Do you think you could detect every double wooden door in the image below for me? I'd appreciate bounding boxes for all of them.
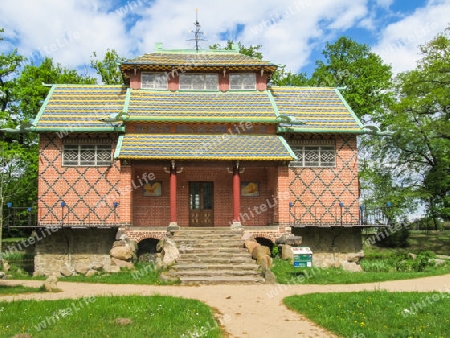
[189,182,213,227]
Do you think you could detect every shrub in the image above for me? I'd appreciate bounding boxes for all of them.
[376,223,410,248]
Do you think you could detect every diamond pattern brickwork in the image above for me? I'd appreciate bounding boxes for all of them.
[38,134,123,227]
[288,135,359,226]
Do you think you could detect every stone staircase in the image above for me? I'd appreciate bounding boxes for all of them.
[169,228,264,284]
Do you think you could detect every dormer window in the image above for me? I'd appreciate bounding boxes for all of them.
[180,74,218,90]
[141,72,167,89]
[230,73,256,90]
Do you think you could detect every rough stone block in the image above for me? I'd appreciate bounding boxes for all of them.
[74,262,90,275]
[44,276,58,291]
[281,244,293,260]
[252,245,270,260]
[244,240,260,255]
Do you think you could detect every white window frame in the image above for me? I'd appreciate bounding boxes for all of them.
[141,72,168,90]
[229,73,256,90]
[63,145,112,166]
[179,73,218,90]
[289,145,336,167]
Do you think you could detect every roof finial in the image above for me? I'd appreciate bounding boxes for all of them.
[188,8,205,52]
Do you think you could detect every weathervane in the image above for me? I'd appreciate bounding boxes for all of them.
[187,8,205,52]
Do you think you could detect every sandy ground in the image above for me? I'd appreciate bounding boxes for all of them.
[2,274,450,337]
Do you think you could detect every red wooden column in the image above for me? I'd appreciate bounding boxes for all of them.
[168,160,178,229]
[232,161,242,227]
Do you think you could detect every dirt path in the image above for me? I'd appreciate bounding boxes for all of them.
[2,274,450,337]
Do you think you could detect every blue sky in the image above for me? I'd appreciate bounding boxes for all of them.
[1,0,449,77]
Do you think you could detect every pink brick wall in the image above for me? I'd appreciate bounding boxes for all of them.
[288,135,360,225]
[38,134,127,226]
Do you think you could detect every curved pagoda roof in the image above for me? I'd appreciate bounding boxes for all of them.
[120,42,278,73]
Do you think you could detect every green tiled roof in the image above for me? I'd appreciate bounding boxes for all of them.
[34,85,127,131]
[270,87,363,133]
[34,84,363,134]
[117,134,295,161]
[121,48,277,72]
[127,90,277,122]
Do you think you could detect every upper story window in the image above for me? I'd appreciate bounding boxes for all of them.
[229,73,256,90]
[179,73,218,90]
[141,72,167,89]
[63,145,112,166]
[290,145,336,167]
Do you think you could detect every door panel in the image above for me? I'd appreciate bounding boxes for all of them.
[189,182,213,227]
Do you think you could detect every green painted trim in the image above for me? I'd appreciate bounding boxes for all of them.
[265,90,280,117]
[41,84,125,88]
[122,88,131,117]
[34,85,57,126]
[277,126,364,134]
[334,88,364,130]
[126,117,280,123]
[114,135,124,159]
[35,126,125,132]
[278,136,297,160]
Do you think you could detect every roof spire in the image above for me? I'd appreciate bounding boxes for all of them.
[188,8,205,52]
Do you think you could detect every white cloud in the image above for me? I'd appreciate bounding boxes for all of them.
[1,0,447,77]
[0,0,129,69]
[373,0,450,74]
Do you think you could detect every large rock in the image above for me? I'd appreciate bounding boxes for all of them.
[430,259,446,266]
[104,265,121,273]
[90,262,104,270]
[112,258,134,270]
[85,269,97,277]
[347,251,365,263]
[281,244,293,260]
[275,234,289,245]
[252,245,270,260]
[285,236,303,246]
[110,246,134,261]
[342,261,363,272]
[264,270,277,284]
[157,238,180,266]
[44,276,58,291]
[74,262,90,275]
[257,254,272,271]
[60,266,73,277]
[244,240,260,255]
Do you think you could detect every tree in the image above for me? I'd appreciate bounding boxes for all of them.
[210,40,263,59]
[269,65,309,86]
[16,57,96,120]
[90,49,126,85]
[310,37,392,120]
[381,28,450,224]
[1,53,97,247]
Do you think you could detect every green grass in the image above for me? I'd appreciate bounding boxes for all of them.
[58,263,179,285]
[0,284,46,295]
[362,231,450,255]
[271,258,450,284]
[0,295,222,338]
[284,291,450,337]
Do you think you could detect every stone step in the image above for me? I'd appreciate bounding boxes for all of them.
[167,229,262,284]
[175,241,244,248]
[176,256,254,264]
[174,263,259,271]
[179,275,265,285]
[174,270,260,277]
[173,234,243,240]
[180,247,249,254]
